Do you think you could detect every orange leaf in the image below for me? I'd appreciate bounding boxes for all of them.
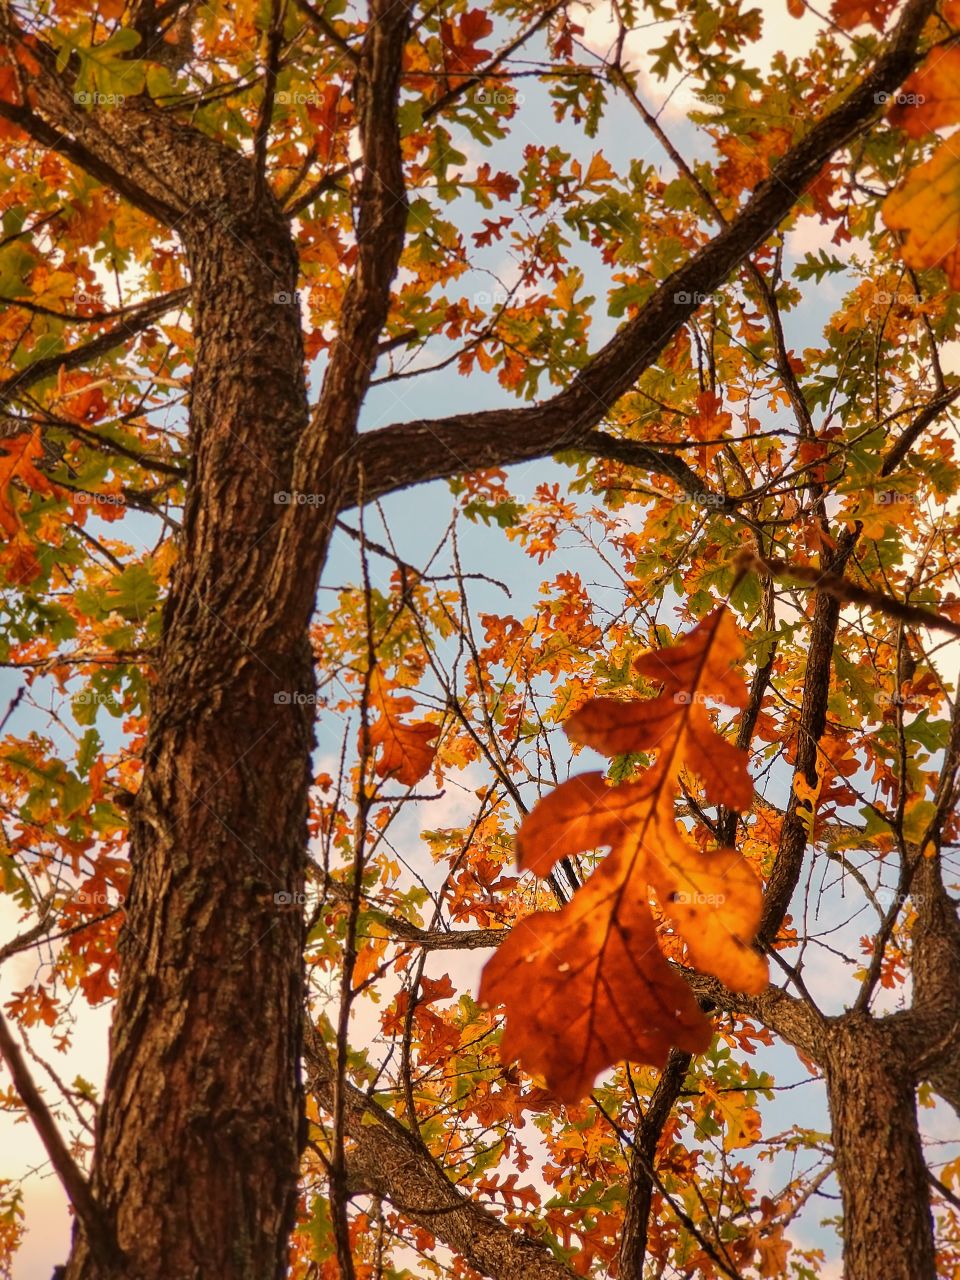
[366,668,439,787]
[0,431,60,538]
[479,854,713,1103]
[646,842,768,993]
[829,0,895,29]
[481,608,767,1101]
[440,8,492,78]
[687,390,733,442]
[516,772,652,877]
[888,46,960,137]
[883,143,960,289]
[0,64,18,105]
[0,529,42,585]
[567,609,753,811]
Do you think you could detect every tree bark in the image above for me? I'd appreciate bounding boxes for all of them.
[54,0,413,1271]
[64,172,318,1280]
[824,1016,936,1280]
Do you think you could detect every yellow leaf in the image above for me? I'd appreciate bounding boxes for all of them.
[884,143,960,289]
[584,152,615,187]
[704,1084,762,1151]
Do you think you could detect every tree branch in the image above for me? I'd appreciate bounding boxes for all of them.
[619,1049,692,1280]
[303,1024,579,1280]
[0,1009,123,1273]
[339,0,936,507]
[0,289,190,411]
[742,551,960,640]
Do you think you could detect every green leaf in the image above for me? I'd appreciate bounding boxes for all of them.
[76,728,102,775]
[793,247,847,283]
[102,564,159,620]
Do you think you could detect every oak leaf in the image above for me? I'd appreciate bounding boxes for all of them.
[439,9,492,80]
[883,143,960,288]
[888,46,960,137]
[830,0,896,28]
[480,609,768,1102]
[882,43,960,288]
[687,390,733,443]
[366,668,439,787]
[0,432,60,539]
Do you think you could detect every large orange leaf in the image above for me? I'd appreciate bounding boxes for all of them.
[564,609,753,812]
[480,608,768,1101]
[515,771,654,877]
[888,46,960,137]
[479,849,713,1103]
[883,143,960,289]
[365,668,439,787]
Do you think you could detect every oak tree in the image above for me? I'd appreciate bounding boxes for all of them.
[0,0,959,1278]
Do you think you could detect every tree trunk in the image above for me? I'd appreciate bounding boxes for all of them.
[65,183,321,1280]
[824,1015,935,1280]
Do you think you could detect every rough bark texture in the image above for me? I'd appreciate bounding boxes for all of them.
[64,150,318,1280]
[824,1017,937,1280]
[45,3,413,1274]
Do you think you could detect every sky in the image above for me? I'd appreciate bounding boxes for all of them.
[2,1,959,1276]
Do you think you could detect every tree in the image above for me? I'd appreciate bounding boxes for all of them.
[0,0,959,1277]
